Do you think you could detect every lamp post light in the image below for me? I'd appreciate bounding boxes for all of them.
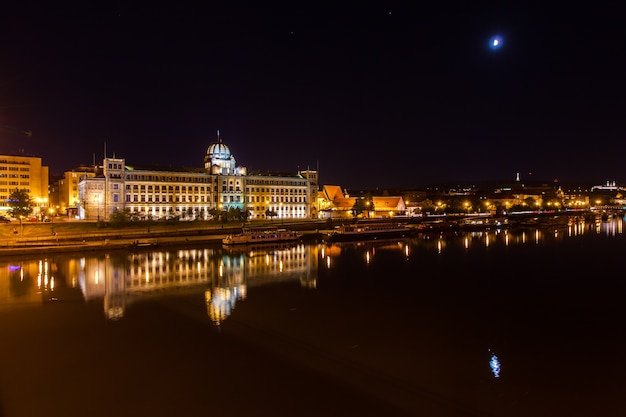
[279,202,284,225]
[36,198,43,221]
[96,194,101,222]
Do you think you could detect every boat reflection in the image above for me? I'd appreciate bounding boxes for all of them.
[318,216,626,265]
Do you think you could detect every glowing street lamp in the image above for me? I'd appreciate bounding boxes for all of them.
[95,194,101,222]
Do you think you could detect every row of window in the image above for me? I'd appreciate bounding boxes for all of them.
[0,159,31,165]
[126,184,213,193]
[246,187,306,194]
[249,205,308,212]
[126,195,213,203]
[247,196,307,203]
[0,166,30,171]
[246,178,307,186]
[126,206,210,213]
[125,175,214,183]
[0,174,30,179]
[0,191,32,200]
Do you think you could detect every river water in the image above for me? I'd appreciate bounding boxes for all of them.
[0,217,624,416]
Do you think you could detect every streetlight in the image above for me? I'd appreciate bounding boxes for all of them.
[36,197,44,221]
[279,202,283,225]
[95,194,101,222]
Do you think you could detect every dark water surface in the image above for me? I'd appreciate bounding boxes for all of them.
[1,218,625,416]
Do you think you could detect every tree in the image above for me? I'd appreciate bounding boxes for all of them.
[420,198,436,215]
[352,194,375,218]
[8,189,33,222]
[351,198,366,218]
[266,209,277,220]
[208,208,219,221]
[109,208,131,224]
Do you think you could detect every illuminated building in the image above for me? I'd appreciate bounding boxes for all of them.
[0,153,49,218]
[77,132,318,220]
[244,171,316,220]
[54,165,97,216]
[316,185,407,218]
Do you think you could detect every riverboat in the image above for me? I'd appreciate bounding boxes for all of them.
[326,223,413,242]
[222,228,302,245]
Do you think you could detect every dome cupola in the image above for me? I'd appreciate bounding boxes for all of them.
[206,130,231,159]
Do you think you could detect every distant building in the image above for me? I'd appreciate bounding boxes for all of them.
[0,153,49,218]
[316,185,406,218]
[78,132,317,221]
[53,166,98,216]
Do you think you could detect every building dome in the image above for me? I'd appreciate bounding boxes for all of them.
[206,141,231,159]
[204,130,239,173]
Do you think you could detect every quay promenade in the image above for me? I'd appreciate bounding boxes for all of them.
[0,210,595,256]
[0,219,330,256]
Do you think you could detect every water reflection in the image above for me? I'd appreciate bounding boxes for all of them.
[1,215,625,323]
[0,243,319,324]
[316,215,626,263]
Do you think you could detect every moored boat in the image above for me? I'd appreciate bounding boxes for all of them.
[326,222,413,242]
[222,228,302,245]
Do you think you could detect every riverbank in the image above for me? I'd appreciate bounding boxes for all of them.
[0,211,593,256]
[0,219,330,256]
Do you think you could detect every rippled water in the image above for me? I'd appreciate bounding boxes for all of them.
[0,217,624,416]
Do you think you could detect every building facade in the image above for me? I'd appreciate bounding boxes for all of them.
[0,154,49,219]
[54,166,98,216]
[78,134,317,221]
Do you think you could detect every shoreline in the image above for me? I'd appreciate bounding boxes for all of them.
[0,211,594,256]
[0,221,330,257]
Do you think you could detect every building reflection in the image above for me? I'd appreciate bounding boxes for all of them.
[0,243,319,324]
[207,243,318,324]
[1,215,625,321]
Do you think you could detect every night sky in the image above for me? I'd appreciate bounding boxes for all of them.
[1,2,625,189]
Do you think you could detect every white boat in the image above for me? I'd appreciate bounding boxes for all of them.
[326,223,413,242]
[222,228,302,245]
